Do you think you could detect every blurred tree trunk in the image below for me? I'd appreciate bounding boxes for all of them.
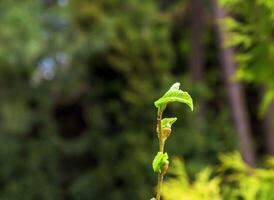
[212,0,256,165]
[264,101,274,155]
[189,0,204,82]
[189,0,206,123]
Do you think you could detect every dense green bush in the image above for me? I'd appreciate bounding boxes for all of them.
[163,152,274,200]
[220,0,274,112]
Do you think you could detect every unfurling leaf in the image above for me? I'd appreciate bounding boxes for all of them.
[152,152,169,173]
[161,117,177,129]
[154,82,193,111]
[157,118,177,134]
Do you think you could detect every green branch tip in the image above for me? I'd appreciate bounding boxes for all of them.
[152,82,194,199]
[154,82,193,112]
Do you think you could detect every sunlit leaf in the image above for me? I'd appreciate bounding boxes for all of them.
[154,82,193,111]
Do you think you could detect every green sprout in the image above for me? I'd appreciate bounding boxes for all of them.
[151,82,193,200]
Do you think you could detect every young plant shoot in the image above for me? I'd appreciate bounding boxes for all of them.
[151,82,193,200]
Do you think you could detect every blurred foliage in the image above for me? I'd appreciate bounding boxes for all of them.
[0,0,238,200]
[163,152,274,200]
[162,158,222,200]
[220,0,274,113]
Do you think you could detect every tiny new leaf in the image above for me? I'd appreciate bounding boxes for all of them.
[152,152,169,173]
[161,117,177,129]
[154,82,193,111]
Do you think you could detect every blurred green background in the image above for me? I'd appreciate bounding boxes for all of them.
[0,0,274,199]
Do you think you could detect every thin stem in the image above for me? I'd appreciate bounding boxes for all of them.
[156,174,164,200]
[157,110,164,152]
[155,109,164,200]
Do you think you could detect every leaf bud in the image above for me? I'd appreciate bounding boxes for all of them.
[161,127,171,140]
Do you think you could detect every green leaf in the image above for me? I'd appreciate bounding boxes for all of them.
[154,82,193,111]
[161,117,177,128]
[152,152,169,173]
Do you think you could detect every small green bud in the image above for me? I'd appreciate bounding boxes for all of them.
[152,152,169,173]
